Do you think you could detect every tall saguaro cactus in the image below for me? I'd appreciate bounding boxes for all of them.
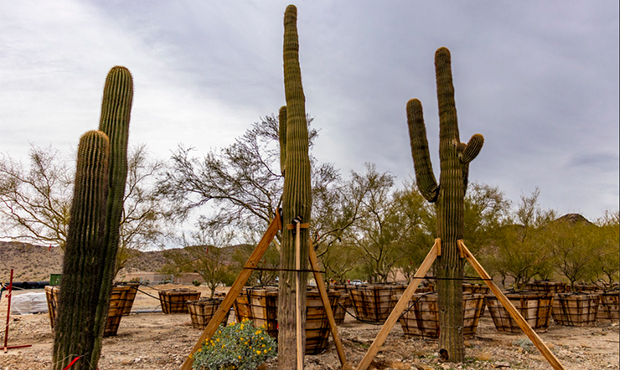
[91,66,133,362]
[406,47,484,362]
[278,4,312,369]
[52,131,110,370]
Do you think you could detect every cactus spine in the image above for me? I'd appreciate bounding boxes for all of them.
[406,47,484,362]
[91,66,133,362]
[52,131,110,370]
[278,5,312,369]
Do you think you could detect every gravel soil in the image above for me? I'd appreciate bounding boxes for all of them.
[1,285,618,370]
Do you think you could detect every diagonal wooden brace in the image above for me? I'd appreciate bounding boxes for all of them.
[458,241,566,370]
[180,211,282,370]
[308,241,349,367]
[356,241,439,370]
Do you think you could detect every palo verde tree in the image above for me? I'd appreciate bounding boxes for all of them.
[277,4,312,368]
[0,144,166,276]
[406,47,484,362]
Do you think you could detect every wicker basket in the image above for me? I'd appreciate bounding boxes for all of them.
[187,297,231,329]
[233,287,340,355]
[485,292,554,333]
[332,293,351,325]
[552,293,600,326]
[159,289,201,314]
[329,285,351,324]
[598,290,619,323]
[397,293,485,339]
[463,283,490,294]
[114,282,139,316]
[45,285,132,337]
[525,281,567,294]
[348,284,406,323]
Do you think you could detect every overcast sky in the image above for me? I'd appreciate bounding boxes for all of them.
[1,1,618,222]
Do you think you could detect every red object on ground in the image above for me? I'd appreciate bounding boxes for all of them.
[3,269,32,353]
[62,356,83,370]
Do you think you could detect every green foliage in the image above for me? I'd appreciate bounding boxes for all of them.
[192,279,202,287]
[596,211,620,285]
[484,189,556,289]
[192,320,276,370]
[549,215,601,291]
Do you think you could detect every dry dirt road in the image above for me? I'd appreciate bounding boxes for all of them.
[1,284,618,370]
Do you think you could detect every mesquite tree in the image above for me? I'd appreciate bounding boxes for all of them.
[52,131,109,370]
[406,47,484,362]
[277,5,312,369]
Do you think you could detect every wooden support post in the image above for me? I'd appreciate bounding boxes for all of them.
[356,242,439,370]
[180,212,282,370]
[308,241,349,367]
[457,240,566,370]
[295,219,303,370]
[3,269,13,353]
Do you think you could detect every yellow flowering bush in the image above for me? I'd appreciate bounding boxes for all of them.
[192,319,277,370]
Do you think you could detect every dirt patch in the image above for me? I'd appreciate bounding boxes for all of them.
[1,285,618,370]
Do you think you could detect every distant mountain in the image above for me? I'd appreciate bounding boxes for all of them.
[0,241,246,283]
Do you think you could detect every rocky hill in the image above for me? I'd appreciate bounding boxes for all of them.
[0,241,243,284]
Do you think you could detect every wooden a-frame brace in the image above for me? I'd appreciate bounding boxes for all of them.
[356,239,566,370]
[180,211,349,370]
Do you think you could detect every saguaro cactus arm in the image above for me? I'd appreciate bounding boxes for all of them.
[279,105,288,176]
[406,98,439,202]
[52,130,109,370]
[461,134,484,164]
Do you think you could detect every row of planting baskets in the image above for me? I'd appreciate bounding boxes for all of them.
[45,282,140,337]
[172,286,341,355]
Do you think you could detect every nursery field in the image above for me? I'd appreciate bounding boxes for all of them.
[1,284,618,370]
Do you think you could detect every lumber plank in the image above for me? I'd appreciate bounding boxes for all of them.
[458,240,566,370]
[308,241,349,367]
[356,242,438,370]
[180,212,282,370]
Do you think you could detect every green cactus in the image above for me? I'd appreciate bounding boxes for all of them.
[278,105,288,176]
[406,47,484,362]
[52,130,110,370]
[91,66,133,362]
[277,4,312,368]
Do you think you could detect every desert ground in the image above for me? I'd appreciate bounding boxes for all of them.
[1,284,618,370]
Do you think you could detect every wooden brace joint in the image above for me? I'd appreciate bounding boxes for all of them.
[457,240,466,258]
[286,223,310,230]
[434,238,442,256]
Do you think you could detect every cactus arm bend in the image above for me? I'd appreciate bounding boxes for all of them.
[461,133,484,164]
[406,98,439,202]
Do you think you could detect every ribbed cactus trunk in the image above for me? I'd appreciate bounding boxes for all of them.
[91,66,133,363]
[52,131,110,370]
[277,5,312,369]
[406,47,484,362]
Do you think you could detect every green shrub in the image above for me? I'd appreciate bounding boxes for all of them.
[192,319,276,370]
[192,279,202,287]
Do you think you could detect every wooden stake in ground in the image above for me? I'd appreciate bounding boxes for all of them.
[308,241,348,367]
[295,218,303,370]
[180,212,282,370]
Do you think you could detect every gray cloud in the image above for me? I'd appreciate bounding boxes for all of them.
[0,0,617,221]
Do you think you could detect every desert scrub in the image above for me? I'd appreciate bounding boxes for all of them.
[192,319,277,370]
